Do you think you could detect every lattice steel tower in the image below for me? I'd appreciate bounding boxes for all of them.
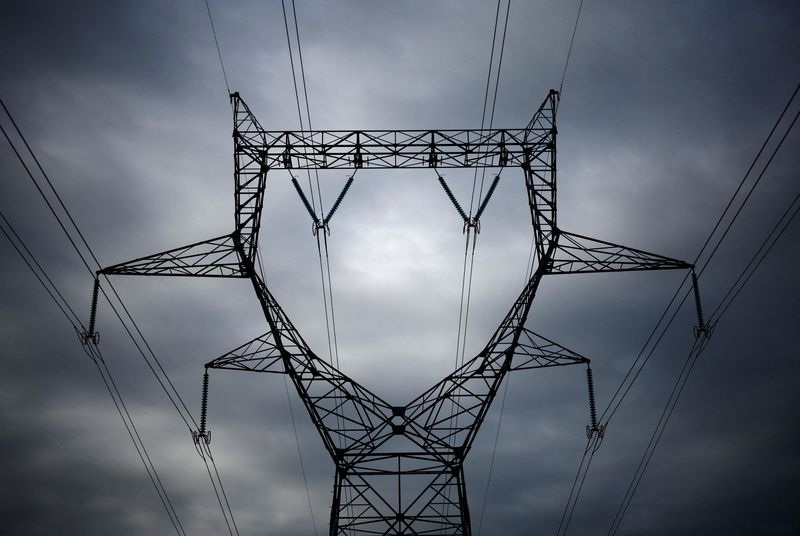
[99,90,692,534]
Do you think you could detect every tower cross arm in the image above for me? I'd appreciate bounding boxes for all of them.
[205,331,286,373]
[510,328,590,370]
[546,229,692,274]
[99,233,247,278]
[233,125,552,170]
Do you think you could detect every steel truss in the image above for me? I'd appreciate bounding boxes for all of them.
[100,89,690,534]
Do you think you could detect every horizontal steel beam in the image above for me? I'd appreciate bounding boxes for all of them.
[235,127,552,170]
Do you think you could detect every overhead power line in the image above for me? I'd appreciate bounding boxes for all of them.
[608,186,800,535]
[470,2,512,532]
[709,189,800,322]
[1,95,243,534]
[600,83,800,428]
[556,78,800,534]
[0,207,186,536]
[559,0,584,95]
[0,210,83,329]
[0,97,198,431]
[279,2,323,533]
[203,0,231,96]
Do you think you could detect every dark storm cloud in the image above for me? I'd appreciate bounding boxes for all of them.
[2,2,201,95]
[2,1,799,535]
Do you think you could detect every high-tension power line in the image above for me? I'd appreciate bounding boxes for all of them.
[600,80,799,429]
[556,78,800,535]
[204,0,230,97]
[607,91,800,536]
[608,189,800,535]
[559,0,584,96]
[1,93,242,534]
[279,1,330,532]
[0,98,198,431]
[0,207,186,536]
[8,3,776,534]
[470,1,512,533]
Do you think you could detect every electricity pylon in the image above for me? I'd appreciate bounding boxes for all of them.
[99,90,691,534]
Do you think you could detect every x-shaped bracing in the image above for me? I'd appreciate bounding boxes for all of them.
[100,90,691,535]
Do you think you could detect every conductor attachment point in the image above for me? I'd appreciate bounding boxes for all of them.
[80,276,101,346]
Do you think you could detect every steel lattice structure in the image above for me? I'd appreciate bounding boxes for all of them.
[99,89,691,535]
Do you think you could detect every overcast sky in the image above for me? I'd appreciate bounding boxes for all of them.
[1,1,799,535]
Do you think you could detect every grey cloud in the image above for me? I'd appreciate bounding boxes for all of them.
[2,1,799,535]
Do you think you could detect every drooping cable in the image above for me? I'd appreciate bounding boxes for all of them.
[280,0,341,371]
[192,372,239,536]
[274,63,328,536]
[280,0,309,138]
[436,3,512,528]
[458,0,511,380]
[557,275,694,533]
[90,343,188,536]
[606,338,704,536]
[1,97,248,530]
[200,5,296,528]
[321,230,343,370]
[468,3,512,528]
[459,0,510,371]
[710,190,800,323]
[284,374,319,536]
[467,0,503,216]
[194,440,236,536]
[287,0,344,373]
[203,0,231,97]
[596,81,799,426]
[591,80,799,437]
[556,437,600,536]
[0,98,199,431]
[608,188,800,533]
[195,439,239,536]
[691,80,799,272]
[280,4,351,530]
[89,344,187,536]
[314,231,338,367]
[694,107,800,278]
[0,123,93,274]
[290,0,325,220]
[472,0,510,213]
[556,79,799,533]
[0,210,186,535]
[280,0,317,217]
[707,198,800,315]
[255,222,318,535]
[609,189,800,534]
[436,0,508,517]
[458,231,479,371]
[475,377,510,534]
[559,0,584,95]
[0,210,83,328]
[563,128,799,536]
[206,447,239,536]
[601,86,799,427]
[104,282,200,428]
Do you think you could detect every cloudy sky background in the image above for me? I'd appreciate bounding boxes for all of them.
[1,1,799,534]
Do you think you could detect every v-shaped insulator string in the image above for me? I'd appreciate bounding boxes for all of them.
[437,171,502,233]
